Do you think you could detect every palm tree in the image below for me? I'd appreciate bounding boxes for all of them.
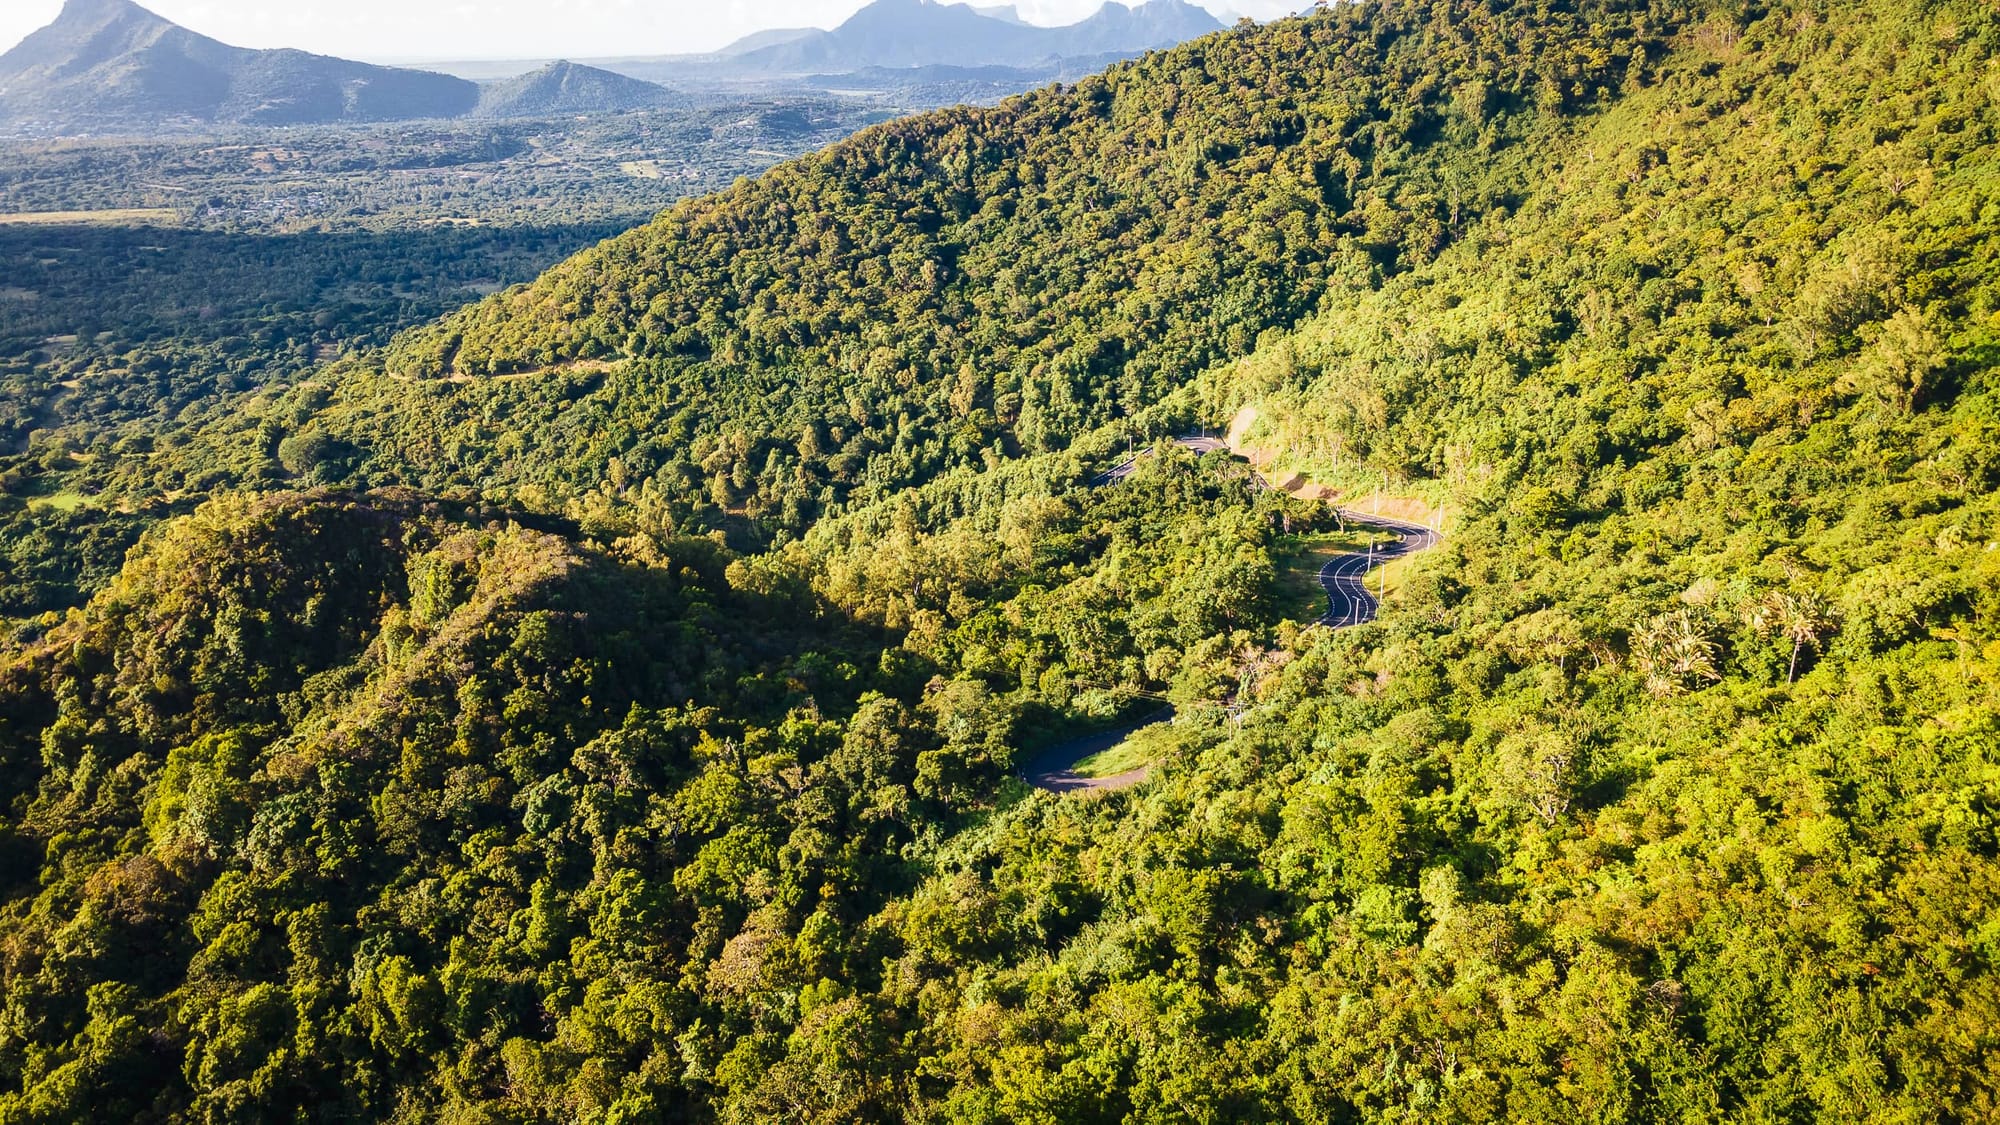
[1771,591,1831,684]
[1634,609,1721,697]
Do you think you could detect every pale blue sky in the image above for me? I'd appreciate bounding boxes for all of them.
[1,0,1285,63]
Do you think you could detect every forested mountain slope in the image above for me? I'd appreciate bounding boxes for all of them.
[242,0,1688,540]
[4,0,2000,1121]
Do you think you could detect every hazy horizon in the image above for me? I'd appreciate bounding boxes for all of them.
[0,0,1283,66]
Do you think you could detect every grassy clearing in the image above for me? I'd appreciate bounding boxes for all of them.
[27,491,87,512]
[0,209,179,226]
[1368,552,1424,603]
[1273,531,1356,620]
[1273,528,1394,621]
[1070,723,1176,778]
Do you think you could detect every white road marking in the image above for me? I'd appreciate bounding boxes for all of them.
[1317,513,1438,628]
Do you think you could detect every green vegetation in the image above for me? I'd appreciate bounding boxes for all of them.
[1364,548,1416,603]
[1069,722,1174,778]
[41,0,1678,572]
[21,489,82,511]
[1273,531,1353,620]
[1273,527,1402,621]
[1,0,1999,1119]
[0,447,1309,1122]
[0,219,643,617]
[0,98,914,618]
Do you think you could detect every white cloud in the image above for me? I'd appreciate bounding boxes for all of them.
[0,0,1302,62]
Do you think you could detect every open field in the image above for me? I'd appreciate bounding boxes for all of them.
[1369,550,1422,603]
[25,491,87,512]
[0,209,179,226]
[1273,529,1392,621]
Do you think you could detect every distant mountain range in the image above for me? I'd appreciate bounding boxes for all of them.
[707,0,1224,75]
[0,0,478,129]
[0,0,1228,133]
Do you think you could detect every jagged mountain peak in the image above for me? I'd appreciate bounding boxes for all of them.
[52,0,158,22]
[0,0,477,128]
[718,0,1222,74]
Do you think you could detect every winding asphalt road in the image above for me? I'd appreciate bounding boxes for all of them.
[1026,445,1441,794]
[1317,514,1440,627]
[1093,435,1229,484]
[1020,711,1171,794]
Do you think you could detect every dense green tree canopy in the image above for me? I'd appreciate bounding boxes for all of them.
[2,0,2000,1119]
[187,0,1694,539]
